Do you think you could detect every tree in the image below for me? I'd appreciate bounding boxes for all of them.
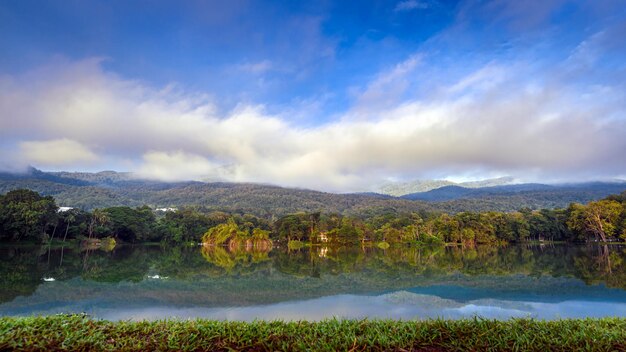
[88,209,110,239]
[251,228,270,240]
[0,189,57,241]
[202,218,248,245]
[275,214,310,242]
[505,212,530,242]
[432,214,461,243]
[161,207,215,242]
[62,211,76,242]
[104,206,159,242]
[334,217,361,244]
[567,200,622,242]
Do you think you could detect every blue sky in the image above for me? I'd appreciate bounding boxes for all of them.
[1,0,625,191]
[1,0,457,117]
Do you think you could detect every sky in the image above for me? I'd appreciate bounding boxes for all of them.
[0,0,625,191]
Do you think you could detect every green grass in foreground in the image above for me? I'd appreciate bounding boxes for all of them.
[1,315,625,351]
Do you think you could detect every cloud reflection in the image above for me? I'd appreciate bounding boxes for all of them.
[91,291,626,321]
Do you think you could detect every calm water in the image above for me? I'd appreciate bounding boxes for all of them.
[1,243,626,321]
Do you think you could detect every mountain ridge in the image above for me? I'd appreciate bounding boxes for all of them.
[378,176,517,196]
[401,182,626,202]
[0,168,624,215]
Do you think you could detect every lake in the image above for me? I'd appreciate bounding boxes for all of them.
[1,243,626,321]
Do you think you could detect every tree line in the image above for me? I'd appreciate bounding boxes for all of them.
[1,189,625,245]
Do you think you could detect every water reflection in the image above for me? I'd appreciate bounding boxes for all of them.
[201,244,271,271]
[1,243,626,320]
[94,293,626,322]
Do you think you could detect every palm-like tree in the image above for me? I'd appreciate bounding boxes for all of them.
[88,209,109,239]
[59,211,76,267]
[62,212,76,243]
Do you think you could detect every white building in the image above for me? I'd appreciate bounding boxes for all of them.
[156,207,177,212]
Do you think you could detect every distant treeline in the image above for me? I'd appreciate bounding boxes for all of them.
[0,189,625,245]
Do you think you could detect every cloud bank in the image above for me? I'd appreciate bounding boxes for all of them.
[19,139,99,167]
[0,52,624,192]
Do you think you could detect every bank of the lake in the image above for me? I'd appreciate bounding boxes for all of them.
[2,315,625,351]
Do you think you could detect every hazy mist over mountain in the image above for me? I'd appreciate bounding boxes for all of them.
[378,177,517,196]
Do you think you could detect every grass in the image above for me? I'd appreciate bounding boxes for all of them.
[1,315,626,351]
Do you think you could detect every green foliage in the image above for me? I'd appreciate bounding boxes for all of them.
[202,218,248,245]
[567,200,623,241]
[0,189,58,241]
[104,206,159,242]
[274,213,317,242]
[1,189,626,245]
[1,315,626,351]
[251,228,270,240]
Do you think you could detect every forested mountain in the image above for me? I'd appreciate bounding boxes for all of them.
[0,168,624,215]
[378,177,516,196]
[402,183,626,204]
[0,169,433,215]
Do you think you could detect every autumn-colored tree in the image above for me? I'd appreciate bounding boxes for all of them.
[251,228,270,240]
[567,200,622,242]
[202,218,248,245]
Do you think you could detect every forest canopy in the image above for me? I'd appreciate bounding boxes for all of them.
[1,189,625,246]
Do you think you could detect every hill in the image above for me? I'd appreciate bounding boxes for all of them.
[378,176,516,196]
[401,182,626,211]
[402,184,556,201]
[0,169,624,215]
[0,169,437,216]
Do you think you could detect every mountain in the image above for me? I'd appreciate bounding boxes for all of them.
[0,168,437,216]
[378,176,516,196]
[0,169,624,215]
[402,183,556,201]
[403,185,474,201]
[378,180,455,197]
[459,176,516,188]
[0,167,92,186]
[50,170,133,184]
[402,182,626,205]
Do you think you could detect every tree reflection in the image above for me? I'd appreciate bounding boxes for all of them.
[201,244,271,271]
[1,243,626,305]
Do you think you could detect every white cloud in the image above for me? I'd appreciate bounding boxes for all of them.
[0,56,624,191]
[135,151,225,182]
[236,60,273,74]
[352,54,422,115]
[19,139,98,167]
[447,63,506,95]
[394,0,430,12]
